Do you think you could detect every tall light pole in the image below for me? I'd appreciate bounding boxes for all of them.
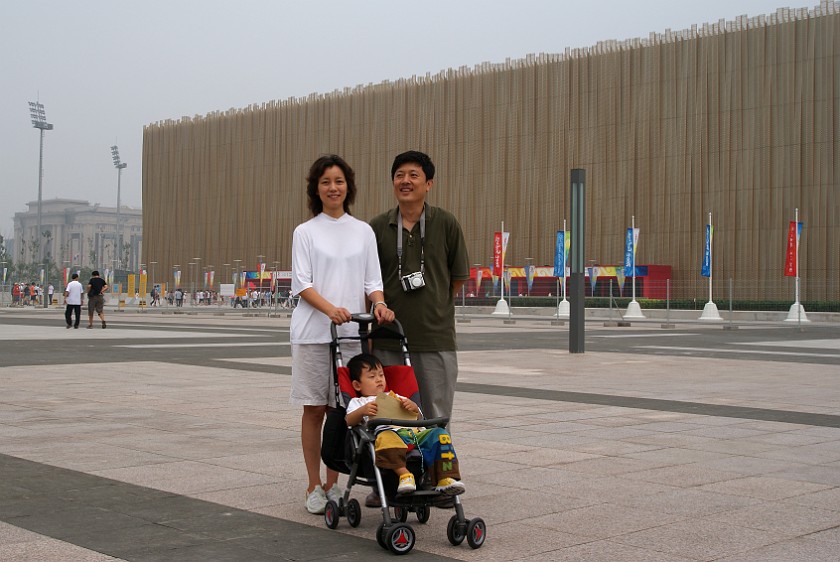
[110,145,127,270]
[192,257,201,304]
[29,101,53,264]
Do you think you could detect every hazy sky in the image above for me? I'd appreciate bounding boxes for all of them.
[0,0,818,238]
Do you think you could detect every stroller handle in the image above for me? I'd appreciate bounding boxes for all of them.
[366,416,450,430]
[329,312,405,342]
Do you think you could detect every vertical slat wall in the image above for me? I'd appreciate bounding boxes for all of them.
[143,5,839,300]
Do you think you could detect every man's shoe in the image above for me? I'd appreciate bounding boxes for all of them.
[365,490,381,508]
[66,324,71,329]
[102,321,106,329]
[305,485,327,515]
[86,325,93,329]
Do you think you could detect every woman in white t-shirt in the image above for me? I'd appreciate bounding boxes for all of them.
[290,154,395,515]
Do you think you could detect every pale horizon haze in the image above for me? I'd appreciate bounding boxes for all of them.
[0,0,821,240]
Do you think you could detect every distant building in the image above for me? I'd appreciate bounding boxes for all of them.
[13,198,142,271]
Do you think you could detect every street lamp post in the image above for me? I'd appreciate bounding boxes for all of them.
[28,101,53,265]
[110,146,127,270]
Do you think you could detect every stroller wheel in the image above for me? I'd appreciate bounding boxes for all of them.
[376,522,389,550]
[466,517,487,549]
[416,504,430,524]
[324,500,340,529]
[446,515,466,545]
[387,523,415,555]
[394,505,409,523]
[346,498,362,528]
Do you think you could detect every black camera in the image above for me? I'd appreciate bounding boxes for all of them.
[400,272,426,292]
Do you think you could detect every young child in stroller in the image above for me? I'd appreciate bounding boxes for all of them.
[345,352,465,497]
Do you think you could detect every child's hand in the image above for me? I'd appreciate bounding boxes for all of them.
[399,397,419,414]
[364,402,378,417]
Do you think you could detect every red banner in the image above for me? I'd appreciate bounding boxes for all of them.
[784,221,797,276]
[493,232,503,276]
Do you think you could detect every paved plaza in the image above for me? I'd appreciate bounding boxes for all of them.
[1,306,839,560]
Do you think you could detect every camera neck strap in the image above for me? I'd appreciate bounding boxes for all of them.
[396,205,425,280]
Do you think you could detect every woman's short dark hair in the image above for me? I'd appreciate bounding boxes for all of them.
[306,155,357,216]
[390,150,435,181]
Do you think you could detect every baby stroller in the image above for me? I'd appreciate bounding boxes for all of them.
[320,313,486,555]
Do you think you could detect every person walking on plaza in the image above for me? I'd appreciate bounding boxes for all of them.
[48,283,54,306]
[289,154,394,515]
[64,273,83,329]
[369,150,470,422]
[86,270,108,329]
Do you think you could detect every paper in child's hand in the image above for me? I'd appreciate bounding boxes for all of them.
[373,391,419,421]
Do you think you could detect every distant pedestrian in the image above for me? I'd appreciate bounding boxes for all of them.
[64,273,83,329]
[175,288,184,307]
[86,270,108,329]
[48,283,55,306]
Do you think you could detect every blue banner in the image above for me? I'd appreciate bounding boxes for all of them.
[624,228,634,276]
[701,224,712,277]
[554,231,565,277]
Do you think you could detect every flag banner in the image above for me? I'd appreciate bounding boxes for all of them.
[2,267,7,283]
[240,271,247,287]
[588,266,598,294]
[62,268,69,287]
[784,221,803,276]
[503,269,512,290]
[624,227,640,276]
[701,224,713,277]
[208,270,214,287]
[475,267,483,293]
[259,262,265,275]
[615,267,625,296]
[40,269,44,284]
[174,270,181,287]
[525,264,535,292]
[554,231,565,277]
[493,232,506,276]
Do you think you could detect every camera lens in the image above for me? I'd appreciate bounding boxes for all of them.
[411,276,422,287]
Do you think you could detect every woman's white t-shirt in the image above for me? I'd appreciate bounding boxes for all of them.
[290,212,383,343]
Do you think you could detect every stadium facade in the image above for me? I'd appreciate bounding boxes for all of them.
[143,3,839,301]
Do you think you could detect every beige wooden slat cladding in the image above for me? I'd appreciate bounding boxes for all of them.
[143,6,839,301]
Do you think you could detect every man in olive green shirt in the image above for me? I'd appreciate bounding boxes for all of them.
[369,151,470,423]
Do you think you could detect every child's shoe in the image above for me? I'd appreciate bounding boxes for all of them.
[397,473,416,494]
[435,478,465,495]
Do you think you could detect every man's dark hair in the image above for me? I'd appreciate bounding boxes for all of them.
[91,270,100,276]
[71,273,79,280]
[391,150,435,180]
[347,353,383,383]
[305,154,357,217]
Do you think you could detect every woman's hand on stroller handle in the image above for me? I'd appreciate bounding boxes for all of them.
[327,306,352,325]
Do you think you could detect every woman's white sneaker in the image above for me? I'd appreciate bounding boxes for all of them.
[305,485,327,514]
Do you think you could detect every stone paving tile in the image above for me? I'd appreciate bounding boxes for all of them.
[0,538,121,562]
[470,465,590,491]
[697,475,832,500]
[695,454,813,476]
[808,525,840,544]
[535,539,696,562]
[623,446,733,466]
[622,463,744,488]
[609,487,763,517]
[782,486,840,511]
[91,460,278,495]
[530,502,687,539]
[561,456,671,476]
[613,519,784,560]
[714,537,840,561]
[706,502,840,535]
[768,464,840,486]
